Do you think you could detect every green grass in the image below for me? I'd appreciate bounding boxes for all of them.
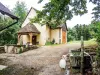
[68,41,80,44]
[45,39,97,46]
[68,38,97,46]
[45,43,62,46]
[45,41,63,46]
[84,39,97,46]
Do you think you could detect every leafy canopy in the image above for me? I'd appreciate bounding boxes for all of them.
[30,0,87,27]
[13,1,27,27]
[67,24,92,41]
[0,1,27,45]
[31,0,100,27]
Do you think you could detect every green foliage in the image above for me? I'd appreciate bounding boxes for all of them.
[19,47,23,54]
[45,41,52,45]
[91,0,100,21]
[52,39,55,44]
[38,0,43,3]
[92,5,100,21]
[93,22,100,42]
[0,16,18,45]
[31,0,87,27]
[13,1,27,27]
[45,39,56,45]
[67,24,92,42]
[30,0,100,28]
[92,21,100,62]
[96,46,100,60]
[88,23,98,38]
[0,1,27,45]
[67,28,75,42]
[96,44,100,67]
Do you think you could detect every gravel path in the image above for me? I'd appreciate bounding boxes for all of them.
[0,43,81,75]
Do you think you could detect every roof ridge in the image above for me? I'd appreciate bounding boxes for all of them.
[21,7,38,27]
[18,23,40,34]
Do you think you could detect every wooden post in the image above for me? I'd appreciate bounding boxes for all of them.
[81,36,84,75]
[17,34,21,45]
[29,33,33,45]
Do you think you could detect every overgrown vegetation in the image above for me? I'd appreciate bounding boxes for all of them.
[0,1,27,45]
[94,22,100,65]
[31,0,100,27]
[68,39,97,47]
[45,41,52,45]
[67,24,97,42]
[45,39,57,46]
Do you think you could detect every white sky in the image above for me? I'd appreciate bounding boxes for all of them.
[0,0,96,28]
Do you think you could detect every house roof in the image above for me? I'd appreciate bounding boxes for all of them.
[21,7,38,26]
[61,24,68,31]
[21,7,68,31]
[18,23,40,34]
[50,24,68,31]
[0,2,18,20]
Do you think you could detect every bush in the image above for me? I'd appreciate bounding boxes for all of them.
[52,39,55,44]
[96,45,100,67]
[45,41,52,45]
[17,47,23,54]
[95,22,100,67]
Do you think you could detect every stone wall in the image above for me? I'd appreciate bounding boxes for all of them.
[4,45,38,54]
[0,46,5,53]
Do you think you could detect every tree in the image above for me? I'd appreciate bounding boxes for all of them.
[68,24,92,41]
[91,0,100,21]
[67,28,75,42]
[88,23,98,38]
[13,1,27,27]
[30,0,100,27]
[35,0,100,72]
[0,1,27,45]
[30,0,87,27]
[0,16,17,45]
[93,22,100,66]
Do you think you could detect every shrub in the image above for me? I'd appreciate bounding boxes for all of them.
[52,39,55,44]
[45,41,52,45]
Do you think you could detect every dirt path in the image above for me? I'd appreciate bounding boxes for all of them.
[0,43,81,75]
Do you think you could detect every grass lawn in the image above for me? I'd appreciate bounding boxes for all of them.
[45,43,63,46]
[68,38,97,46]
[44,39,97,46]
[84,39,97,46]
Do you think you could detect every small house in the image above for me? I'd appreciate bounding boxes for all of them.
[18,7,67,45]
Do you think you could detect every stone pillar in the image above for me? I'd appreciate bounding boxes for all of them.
[29,33,33,45]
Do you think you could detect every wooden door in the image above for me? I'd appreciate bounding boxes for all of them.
[32,36,36,45]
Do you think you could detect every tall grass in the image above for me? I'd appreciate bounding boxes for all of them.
[68,38,97,46]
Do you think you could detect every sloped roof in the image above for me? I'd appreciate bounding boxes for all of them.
[0,2,18,20]
[61,24,68,31]
[50,24,68,31]
[18,23,40,34]
[21,7,38,26]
